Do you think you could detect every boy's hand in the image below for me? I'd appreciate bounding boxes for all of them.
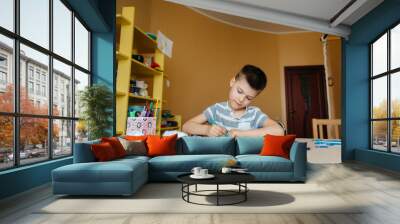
[207,125,227,137]
[228,129,242,137]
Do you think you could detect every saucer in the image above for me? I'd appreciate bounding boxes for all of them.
[190,174,215,179]
[232,170,249,174]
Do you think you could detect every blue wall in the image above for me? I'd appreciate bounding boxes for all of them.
[91,0,116,135]
[0,0,116,200]
[343,0,400,171]
[0,158,72,199]
[355,149,400,172]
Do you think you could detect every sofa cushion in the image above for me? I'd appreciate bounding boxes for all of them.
[115,155,150,163]
[109,157,149,172]
[52,158,147,183]
[147,134,177,157]
[119,138,147,156]
[53,163,132,183]
[125,135,148,141]
[260,134,296,159]
[91,142,118,161]
[177,136,235,155]
[148,154,235,172]
[101,137,127,158]
[236,155,293,172]
[236,137,264,155]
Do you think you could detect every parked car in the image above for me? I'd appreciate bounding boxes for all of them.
[53,149,62,156]
[7,153,13,161]
[8,150,32,160]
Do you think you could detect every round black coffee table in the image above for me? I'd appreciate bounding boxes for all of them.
[177,173,255,206]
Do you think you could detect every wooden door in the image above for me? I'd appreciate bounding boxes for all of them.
[285,66,328,138]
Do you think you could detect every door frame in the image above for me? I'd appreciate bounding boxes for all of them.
[283,65,328,136]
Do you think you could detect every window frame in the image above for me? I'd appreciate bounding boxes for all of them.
[370,20,400,154]
[0,0,92,171]
[0,71,7,85]
[0,53,8,88]
[0,53,7,68]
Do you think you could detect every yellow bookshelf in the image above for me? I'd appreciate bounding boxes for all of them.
[131,58,162,76]
[161,126,179,131]
[116,51,128,60]
[129,93,159,102]
[161,115,182,133]
[116,6,165,135]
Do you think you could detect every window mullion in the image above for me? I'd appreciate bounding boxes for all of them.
[370,45,373,149]
[388,30,391,152]
[48,0,54,160]
[13,0,20,167]
[71,11,76,154]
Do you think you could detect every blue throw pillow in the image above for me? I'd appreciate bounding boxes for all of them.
[236,137,264,155]
[177,136,235,155]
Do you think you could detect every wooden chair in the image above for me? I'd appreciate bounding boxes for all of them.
[312,119,341,139]
[277,120,287,135]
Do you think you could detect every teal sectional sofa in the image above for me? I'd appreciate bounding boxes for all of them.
[52,137,307,196]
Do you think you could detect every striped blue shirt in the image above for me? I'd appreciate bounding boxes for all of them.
[203,102,268,131]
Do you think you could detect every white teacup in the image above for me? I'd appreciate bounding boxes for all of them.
[221,167,232,174]
[191,167,202,176]
[199,169,208,176]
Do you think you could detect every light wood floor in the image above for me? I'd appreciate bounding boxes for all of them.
[1,162,400,224]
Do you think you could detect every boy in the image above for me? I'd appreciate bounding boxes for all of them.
[182,64,284,137]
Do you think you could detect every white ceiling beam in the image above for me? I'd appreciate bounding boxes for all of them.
[164,0,351,38]
[340,0,383,25]
[330,0,368,27]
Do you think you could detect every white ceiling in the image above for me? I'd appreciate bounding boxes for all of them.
[192,8,305,34]
[165,0,384,38]
[224,0,353,23]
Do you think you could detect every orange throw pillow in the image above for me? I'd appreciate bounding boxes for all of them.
[146,134,177,157]
[125,135,148,141]
[260,134,296,159]
[91,142,117,161]
[101,137,127,158]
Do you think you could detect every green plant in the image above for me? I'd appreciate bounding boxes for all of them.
[79,84,113,140]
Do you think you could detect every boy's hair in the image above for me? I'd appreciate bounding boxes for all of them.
[235,64,267,91]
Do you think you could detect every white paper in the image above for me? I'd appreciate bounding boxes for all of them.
[162,130,188,138]
[157,31,173,58]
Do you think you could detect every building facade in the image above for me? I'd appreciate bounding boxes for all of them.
[0,42,77,151]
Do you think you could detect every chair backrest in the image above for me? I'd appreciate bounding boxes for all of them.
[277,120,287,135]
[312,119,341,139]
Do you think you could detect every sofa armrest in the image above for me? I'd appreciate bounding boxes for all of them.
[289,142,307,181]
[73,140,100,163]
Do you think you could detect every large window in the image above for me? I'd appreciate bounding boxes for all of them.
[0,0,91,171]
[371,22,400,153]
[0,53,7,85]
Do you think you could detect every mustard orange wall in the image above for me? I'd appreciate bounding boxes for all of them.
[328,39,342,119]
[277,33,342,123]
[117,0,341,125]
[117,0,151,31]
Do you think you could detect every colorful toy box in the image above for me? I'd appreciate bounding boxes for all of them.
[126,117,156,135]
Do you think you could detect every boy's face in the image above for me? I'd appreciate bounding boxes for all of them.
[228,75,259,110]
